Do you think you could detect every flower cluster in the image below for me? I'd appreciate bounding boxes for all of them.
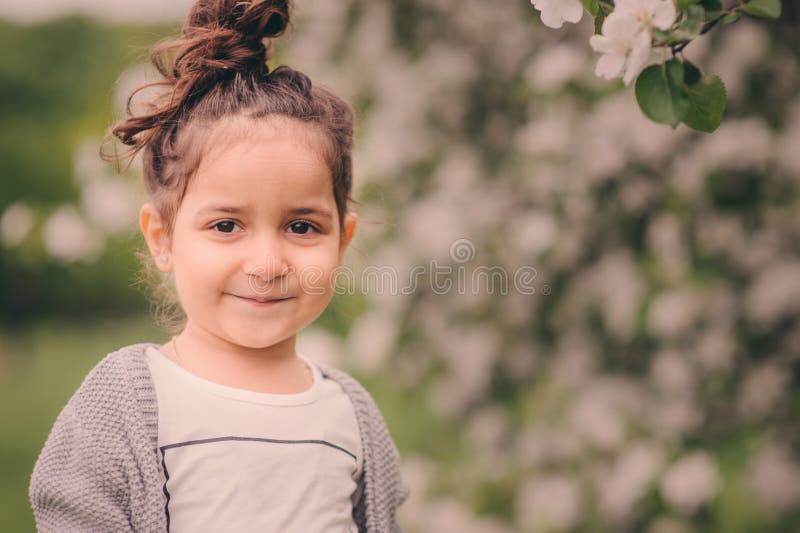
[589,0,676,85]
[529,0,784,131]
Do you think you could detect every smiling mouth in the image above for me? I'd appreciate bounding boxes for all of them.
[231,294,293,304]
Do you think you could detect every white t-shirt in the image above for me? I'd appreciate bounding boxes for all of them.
[145,346,363,533]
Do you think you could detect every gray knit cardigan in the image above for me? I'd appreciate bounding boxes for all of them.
[29,342,409,532]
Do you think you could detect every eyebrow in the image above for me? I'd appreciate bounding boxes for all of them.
[195,204,334,219]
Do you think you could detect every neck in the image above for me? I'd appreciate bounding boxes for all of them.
[171,320,306,392]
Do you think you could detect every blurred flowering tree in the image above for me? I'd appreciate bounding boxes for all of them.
[281,1,800,532]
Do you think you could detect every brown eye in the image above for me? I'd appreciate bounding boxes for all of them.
[288,221,317,235]
[212,220,241,233]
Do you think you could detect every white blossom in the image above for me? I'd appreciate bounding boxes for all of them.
[421,497,514,533]
[81,177,139,233]
[590,250,646,340]
[466,406,511,465]
[297,327,343,368]
[597,442,665,521]
[515,107,575,156]
[42,206,104,263]
[615,0,678,32]
[73,137,108,184]
[694,326,736,374]
[660,452,719,514]
[647,289,703,339]
[708,21,768,100]
[747,443,800,512]
[775,98,800,178]
[513,210,558,257]
[0,201,34,247]
[531,0,583,29]
[589,12,653,86]
[744,261,800,326]
[346,310,400,374]
[737,363,789,421]
[647,213,688,281]
[589,0,677,85]
[649,396,702,436]
[517,473,583,531]
[649,517,692,533]
[429,325,499,416]
[568,378,643,451]
[525,42,587,91]
[650,350,695,395]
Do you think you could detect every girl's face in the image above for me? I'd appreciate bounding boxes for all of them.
[143,117,356,350]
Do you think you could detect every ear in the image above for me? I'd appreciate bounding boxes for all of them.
[338,212,357,260]
[139,203,172,272]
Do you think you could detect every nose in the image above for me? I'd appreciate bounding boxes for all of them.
[242,235,291,295]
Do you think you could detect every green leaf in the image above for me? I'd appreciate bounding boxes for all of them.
[719,11,742,24]
[674,4,706,39]
[699,0,723,19]
[683,69,727,132]
[581,0,600,17]
[677,0,699,9]
[635,60,690,128]
[652,28,677,44]
[683,61,702,85]
[743,0,782,19]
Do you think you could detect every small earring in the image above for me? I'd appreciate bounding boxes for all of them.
[159,255,168,264]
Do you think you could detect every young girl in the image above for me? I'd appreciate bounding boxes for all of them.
[28,1,409,531]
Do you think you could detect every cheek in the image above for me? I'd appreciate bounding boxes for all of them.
[172,236,229,292]
[293,246,341,292]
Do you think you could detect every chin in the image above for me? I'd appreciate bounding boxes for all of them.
[225,326,297,349]
[232,333,290,349]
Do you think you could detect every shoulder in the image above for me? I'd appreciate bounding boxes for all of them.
[316,363,384,421]
[30,342,166,531]
[316,361,404,462]
[317,362,412,513]
[64,342,160,437]
[75,342,153,387]
[70,342,155,402]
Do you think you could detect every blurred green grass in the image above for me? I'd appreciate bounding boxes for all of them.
[0,316,164,532]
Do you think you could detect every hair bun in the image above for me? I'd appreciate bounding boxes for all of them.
[182,0,291,73]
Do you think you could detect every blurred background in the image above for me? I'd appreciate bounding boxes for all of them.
[1,1,799,531]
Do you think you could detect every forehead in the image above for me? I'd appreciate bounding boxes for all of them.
[185,116,334,206]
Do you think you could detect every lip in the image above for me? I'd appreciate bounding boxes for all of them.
[231,294,294,307]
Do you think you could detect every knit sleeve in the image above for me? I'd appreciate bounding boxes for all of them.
[350,409,410,533]
[320,364,411,533]
[29,398,135,532]
[367,396,410,533]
